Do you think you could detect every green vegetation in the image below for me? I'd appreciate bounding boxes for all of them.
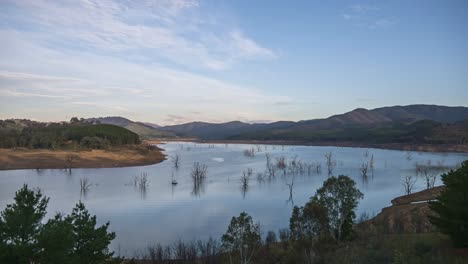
[312,175,364,241]
[0,119,140,149]
[0,185,115,264]
[222,212,261,264]
[430,160,468,248]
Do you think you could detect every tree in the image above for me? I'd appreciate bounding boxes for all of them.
[265,230,277,245]
[70,202,116,264]
[311,175,363,241]
[70,117,80,124]
[0,185,116,264]
[37,213,76,264]
[289,200,329,263]
[430,160,468,248]
[222,212,261,264]
[402,175,417,195]
[0,184,49,263]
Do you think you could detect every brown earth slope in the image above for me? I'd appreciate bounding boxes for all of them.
[0,145,165,170]
[362,186,444,234]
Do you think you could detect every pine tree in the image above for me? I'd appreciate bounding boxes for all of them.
[430,161,468,248]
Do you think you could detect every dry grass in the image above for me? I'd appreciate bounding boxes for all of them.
[0,145,165,170]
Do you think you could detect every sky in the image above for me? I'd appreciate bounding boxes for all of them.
[0,0,467,125]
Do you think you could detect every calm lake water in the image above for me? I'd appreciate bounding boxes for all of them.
[0,142,466,256]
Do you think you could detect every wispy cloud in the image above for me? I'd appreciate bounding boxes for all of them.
[0,89,70,99]
[342,4,396,29]
[4,0,276,70]
[0,0,290,124]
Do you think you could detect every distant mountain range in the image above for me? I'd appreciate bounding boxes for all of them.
[82,105,468,145]
[85,116,173,139]
[156,105,468,142]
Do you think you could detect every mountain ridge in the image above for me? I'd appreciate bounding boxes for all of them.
[158,104,468,140]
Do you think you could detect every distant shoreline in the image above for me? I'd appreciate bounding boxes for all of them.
[0,145,166,171]
[156,138,468,153]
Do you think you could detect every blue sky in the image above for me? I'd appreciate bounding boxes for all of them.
[0,0,467,125]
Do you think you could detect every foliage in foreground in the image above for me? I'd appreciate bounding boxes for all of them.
[430,160,468,248]
[0,185,115,264]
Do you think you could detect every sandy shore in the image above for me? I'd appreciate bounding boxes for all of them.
[0,145,166,170]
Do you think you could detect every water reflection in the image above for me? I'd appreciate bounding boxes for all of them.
[191,178,205,197]
[0,142,466,255]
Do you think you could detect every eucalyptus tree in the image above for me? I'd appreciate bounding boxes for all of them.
[311,175,363,241]
[222,212,261,264]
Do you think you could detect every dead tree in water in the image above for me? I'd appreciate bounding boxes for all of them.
[286,175,295,205]
[191,162,208,196]
[265,153,276,178]
[369,154,375,175]
[324,152,336,176]
[241,170,250,198]
[360,162,369,184]
[67,154,78,173]
[360,162,369,178]
[243,147,256,157]
[191,162,208,180]
[171,154,180,169]
[80,177,92,196]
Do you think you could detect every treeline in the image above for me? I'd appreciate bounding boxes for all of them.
[0,120,140,149]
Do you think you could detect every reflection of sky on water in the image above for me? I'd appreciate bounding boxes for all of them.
[0,142,466,255]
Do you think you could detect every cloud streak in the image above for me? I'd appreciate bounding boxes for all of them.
[342,4,396,29]
[4,0,276,70]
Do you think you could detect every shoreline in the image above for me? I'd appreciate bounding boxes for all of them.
[0,145,166,171]
[160,139,468,153]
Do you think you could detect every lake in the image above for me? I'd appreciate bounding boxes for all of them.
[0,142,466,256]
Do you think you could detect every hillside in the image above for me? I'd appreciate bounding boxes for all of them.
[159,120,295,140]
[159,105,468,144]
[86,116,174,139]
[372,105,468,123]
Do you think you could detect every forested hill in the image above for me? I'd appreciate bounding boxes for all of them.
[158,105,468,144]
[85,116,174,139]
[0,119,140,149]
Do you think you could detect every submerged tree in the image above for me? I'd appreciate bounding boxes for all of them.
[171,154,180,169]
[222,212,261,264]
[324,152,336,176]
[430,160,468,248]
[311,175,363,241]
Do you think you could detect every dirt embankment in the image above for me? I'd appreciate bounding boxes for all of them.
[361,186,445,234]
[0,145,166,170]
